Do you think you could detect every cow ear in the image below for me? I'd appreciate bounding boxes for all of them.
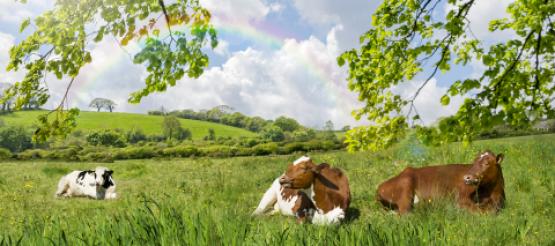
[496,154,504,165]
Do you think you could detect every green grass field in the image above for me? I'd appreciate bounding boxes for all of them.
[0,110,256,140]
[0,134,554,245]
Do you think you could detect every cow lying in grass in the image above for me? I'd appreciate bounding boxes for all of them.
[55,167,117,200]
[253,156,351,225]
[252,156,316,223]
[377,150,505,214]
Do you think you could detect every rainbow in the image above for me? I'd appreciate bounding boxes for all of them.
[71,16,352,109]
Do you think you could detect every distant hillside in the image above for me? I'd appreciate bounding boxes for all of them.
[0,110,257,140]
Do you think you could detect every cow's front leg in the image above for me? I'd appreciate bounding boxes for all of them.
[252,177,280,216]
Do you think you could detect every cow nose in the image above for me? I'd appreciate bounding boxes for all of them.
[279,176,289,185]
[463,175,472,181]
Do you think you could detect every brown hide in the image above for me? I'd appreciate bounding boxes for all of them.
[280,160,351,214]
[377,151,505,214]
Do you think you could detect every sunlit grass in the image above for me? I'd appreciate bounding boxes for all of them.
[0,134,553,245]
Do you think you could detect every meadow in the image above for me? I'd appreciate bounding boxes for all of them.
[0,111,256,140]
[0,134,553,245]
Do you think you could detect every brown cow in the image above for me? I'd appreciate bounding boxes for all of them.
[377,150,505,214]
[252,156,316,223]
[279,157,351,224]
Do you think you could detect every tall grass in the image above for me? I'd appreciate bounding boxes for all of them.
[0,134,554,245]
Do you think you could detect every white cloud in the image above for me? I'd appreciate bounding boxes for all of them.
[199,0,270,24]
[0,0,53,24]
[0,32,14,71]
[128,26,363,128]
[445,0,515,42]
[0,32,23,84]
[290,0,379,51]
[213,40,230,56]
[269,2,284,13]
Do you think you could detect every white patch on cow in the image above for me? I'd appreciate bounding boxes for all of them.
[252,177,281,216]
[480,153,489,159]
[413,195,420,204]
[276,189,299,216]
[311,207,345,225]
[252,176,300,217]
[293,156,311,165]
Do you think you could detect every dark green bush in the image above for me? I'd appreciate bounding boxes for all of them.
[260,125,284,142]
[86,130,127,147]
[147,134,166,142]
[126,129,147,144]
[0,126,33,153]
[252,143,278,156]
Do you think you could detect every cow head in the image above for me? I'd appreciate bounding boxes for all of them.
[95,167,114,188]
[279,156,318,189]
[464,151,504,185]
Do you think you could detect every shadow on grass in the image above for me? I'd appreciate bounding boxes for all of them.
[345,207,361,223]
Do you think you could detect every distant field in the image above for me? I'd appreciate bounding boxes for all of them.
[0,134,553,244]
[0,110,257,140]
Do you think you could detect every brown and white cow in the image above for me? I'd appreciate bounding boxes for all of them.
[279,157,351,224]
[252,156,316,223]
[377,150,505,214]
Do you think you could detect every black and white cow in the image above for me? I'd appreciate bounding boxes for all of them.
[55,167,117,200]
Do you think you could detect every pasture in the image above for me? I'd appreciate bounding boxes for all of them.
[0,134,554,245]
[0,111,256,139]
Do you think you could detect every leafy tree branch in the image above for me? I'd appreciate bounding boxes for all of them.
[1,0,218,141]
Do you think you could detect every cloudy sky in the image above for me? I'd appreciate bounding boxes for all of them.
[0,0,512,129]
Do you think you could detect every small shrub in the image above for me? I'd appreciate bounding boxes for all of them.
[126,129,147,144]
[0,126,33,153]
[282,142,305,154]
[86,130,127,147]
[16,149,48,160]
[147,134,166,142]
[0,148,12,160]
[204,128,216,141]
[252,142,278,156]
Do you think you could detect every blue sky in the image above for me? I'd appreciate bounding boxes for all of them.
[0,0,514,128]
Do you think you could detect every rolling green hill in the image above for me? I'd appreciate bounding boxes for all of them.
[0,110,257,140]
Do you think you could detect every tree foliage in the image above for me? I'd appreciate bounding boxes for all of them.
[89,98,116,112]
[1,0,217,142]
[339,0,555,151]
[163,115,181,140]
[273,116,301,132]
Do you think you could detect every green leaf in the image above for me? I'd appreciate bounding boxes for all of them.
[19,18,30,33]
